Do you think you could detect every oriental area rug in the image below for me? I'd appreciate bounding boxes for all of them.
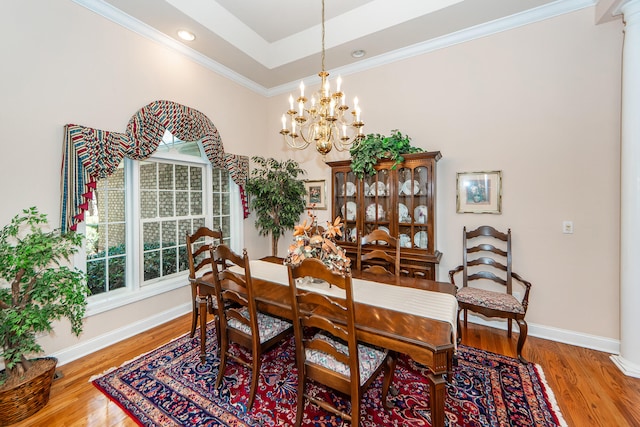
[92,325,566,427]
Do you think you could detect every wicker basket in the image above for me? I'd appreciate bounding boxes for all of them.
[0,357,57,426]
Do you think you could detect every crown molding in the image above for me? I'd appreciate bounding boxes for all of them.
[73,0,595,98]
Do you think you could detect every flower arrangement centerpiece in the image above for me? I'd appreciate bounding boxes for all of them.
[284,207,351,274]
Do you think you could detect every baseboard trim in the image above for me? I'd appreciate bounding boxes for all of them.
[463,314,620,354]
[51,303,191,367]
[610,355,640,378]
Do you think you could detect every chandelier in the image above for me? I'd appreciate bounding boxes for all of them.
[280,0,365,156]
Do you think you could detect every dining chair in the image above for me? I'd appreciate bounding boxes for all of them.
[449,225,532,362]
[356,229,401,276]
[186,227,224,362]
[287,257,396,426]
[211,245,293,410]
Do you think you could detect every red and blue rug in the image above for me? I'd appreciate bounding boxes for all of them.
[92,325,566,426]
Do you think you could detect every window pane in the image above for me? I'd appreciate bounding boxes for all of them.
[162,220,177,247]
[190,167,202,190]
[144,251,160,280]
[140,191,157,218]
[162,248,177,276]
[178,246,188,272]
[212,193,220,212]
[159,192,174,217]
[108,223,126,254]
[220,170,229,191]
[175,165,189,190]
[222,216,230,237]
[158,163,174,190]
[178,219,191,242]
[140,162,157,189]
[86,224,101,259]
[87,260,106,296]
[143,222,160,250]
[107,190,125,222]
[176,191,189,216]
[191,191,202,215]
[108,256,126,291]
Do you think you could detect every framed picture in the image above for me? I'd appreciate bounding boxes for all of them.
[304,180,327,210]
[456,171,502,214]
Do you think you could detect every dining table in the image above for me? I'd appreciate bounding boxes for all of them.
[202,256,458,427]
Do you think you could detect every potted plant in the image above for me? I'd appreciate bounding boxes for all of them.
[349,129,423,179]
[245,157,307,256]
[0,207,87,425]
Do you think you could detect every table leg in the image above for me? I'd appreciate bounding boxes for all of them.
[428,372,446,427]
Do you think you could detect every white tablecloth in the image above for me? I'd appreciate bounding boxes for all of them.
[229,260,458,342]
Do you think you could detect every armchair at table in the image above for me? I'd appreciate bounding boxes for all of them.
[186,227,223,361]
[449,226,532,363]
[356,229,401,277]
[287,257,396,426]
[212,245,293,410]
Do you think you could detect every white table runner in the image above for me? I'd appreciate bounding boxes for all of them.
[230,260,458,341]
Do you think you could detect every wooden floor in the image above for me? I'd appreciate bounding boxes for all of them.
[16,313,640,426]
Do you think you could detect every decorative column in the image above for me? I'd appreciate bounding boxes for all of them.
[612,0,640,378]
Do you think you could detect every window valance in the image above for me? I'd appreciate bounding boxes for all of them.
[60,100,249,232]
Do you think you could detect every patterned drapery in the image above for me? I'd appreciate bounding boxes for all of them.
[60,100,249,232]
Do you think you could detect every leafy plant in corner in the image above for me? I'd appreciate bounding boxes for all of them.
[0,207,87,386]
[245,157,307,256]
[349,129,423,179]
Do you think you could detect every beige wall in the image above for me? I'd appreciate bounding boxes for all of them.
[0,0,624,359]
[0,0,270,357]
[268,8,623,343]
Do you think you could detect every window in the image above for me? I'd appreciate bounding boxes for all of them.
[84,132,240,311]
[85,165,126,296]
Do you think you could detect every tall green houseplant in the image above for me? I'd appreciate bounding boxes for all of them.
[349,129,423,179]
[0,207,87,377]
[0,207,87,423]
[245,157,307,256]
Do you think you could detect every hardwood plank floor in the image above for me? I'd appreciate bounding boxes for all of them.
[14,314,640,426]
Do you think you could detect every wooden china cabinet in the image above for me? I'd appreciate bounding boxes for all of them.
[327,151,442,279]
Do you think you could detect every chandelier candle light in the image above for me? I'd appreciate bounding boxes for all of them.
[280,0,365,156]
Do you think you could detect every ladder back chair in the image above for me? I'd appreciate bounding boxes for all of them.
[211,245,293,410]
[356,229,401,276]
[449,226,532,362]
[186,226,223,362]
[287,257,396,426]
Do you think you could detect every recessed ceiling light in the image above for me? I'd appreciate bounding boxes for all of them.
[177,30,196,41]
[351,49,366,59]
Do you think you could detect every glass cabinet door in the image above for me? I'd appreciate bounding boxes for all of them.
[398,165,430,251]
[333,169,357,244]
[362,168,390,236]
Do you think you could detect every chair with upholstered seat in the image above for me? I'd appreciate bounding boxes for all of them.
[449,225,532,362]
[287,257,396,426]
[211,245,293,410]
[186,227,224,362]
[356,229,401,276]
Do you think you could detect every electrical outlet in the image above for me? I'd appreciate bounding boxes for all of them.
[562,220,573,234]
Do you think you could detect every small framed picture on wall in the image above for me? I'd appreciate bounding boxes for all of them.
[304,180,327,210]
[456,171,502,214]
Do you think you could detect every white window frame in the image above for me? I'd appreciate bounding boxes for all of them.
[81,146,243,317]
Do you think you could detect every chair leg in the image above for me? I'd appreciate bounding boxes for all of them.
[216,330,229,389]
[463,308,468,328]
[247,350,261,410]
[382,352,398,409]
[190,283,198,338]
[456,308,463,344]
[295,376,306,427]
[507,318,513,338]
[516,319,529,363]
[198,297,208,363]
[351,390,361,427]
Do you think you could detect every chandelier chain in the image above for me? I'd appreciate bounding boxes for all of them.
[321,0,325,72]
